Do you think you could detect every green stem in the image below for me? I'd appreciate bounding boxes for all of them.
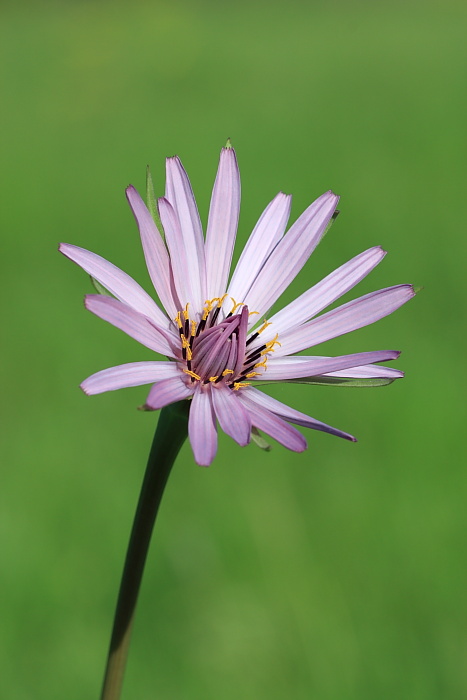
[100,400,189,700]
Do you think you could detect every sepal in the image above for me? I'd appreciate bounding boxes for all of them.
[251,426,272,451]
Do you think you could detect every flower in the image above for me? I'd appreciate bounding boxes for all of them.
[60,144,414,466]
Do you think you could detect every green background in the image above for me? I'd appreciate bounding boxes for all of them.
[1,1,465,698]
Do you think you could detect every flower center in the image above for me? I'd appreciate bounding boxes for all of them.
[174,296,280,390]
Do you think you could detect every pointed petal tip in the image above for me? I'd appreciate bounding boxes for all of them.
[59,242,76,258]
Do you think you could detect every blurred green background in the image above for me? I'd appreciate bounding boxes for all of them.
[1,0,465,698]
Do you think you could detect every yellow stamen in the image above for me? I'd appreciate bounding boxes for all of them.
[174,311,182,329]
[191,320,197,337]
[183,369,201,381]
[222,369,234,376]
[183,302,190,320]
[254,358,268,369]
[229,297,244,314]
[202,299,215,320]
[248,310,259,317]
[233,382,251,391]
[209,376,218,382]
[258,319,272,334]
[217,293,228,307]
[181,336,192,360]
[265,333,281,350]
[245,372,261,378]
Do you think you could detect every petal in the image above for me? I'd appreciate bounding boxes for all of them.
[243,191,339,322]
[205,147,241,299]
[211,383,251,446]
[264,246,386,337]
[256,350,401,380]
[228,192,291,304]
[188,387,218,466]
[165,157,206,310]
[126,186,180,319]
[237,392,307,452]
[81,361,180,395]
[145,375,194,410]
[241,387,356,442]
[59,243,170,328]
[85,295,178,357]
[158,197,198,310]
[273,285,415,357]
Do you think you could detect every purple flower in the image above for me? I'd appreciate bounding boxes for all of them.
[60,145,414,466]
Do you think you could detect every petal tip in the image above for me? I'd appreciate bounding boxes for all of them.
[80,382,91,396]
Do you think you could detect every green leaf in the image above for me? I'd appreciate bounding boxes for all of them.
[146,165,165,241]
[251,427,272,451]
[280,376,396,388]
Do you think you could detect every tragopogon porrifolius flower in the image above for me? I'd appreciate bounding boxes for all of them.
[60,143,414,465]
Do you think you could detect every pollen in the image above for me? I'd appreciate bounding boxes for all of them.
[258,319,272,334]
[233,382,251,391]
[265,333,281,350]
[254,358,268,369]
[184,369,201,381]
[229,297,244,314]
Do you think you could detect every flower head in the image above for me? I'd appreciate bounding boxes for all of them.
[60,145,414,466]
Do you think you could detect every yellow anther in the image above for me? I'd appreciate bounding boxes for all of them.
[217,293,228,308]
[181,335,192,360]
[233,382,251,391]
[191,320,197,337]
[183,302,190,320]
[229,297,244,314]
[222,368,234,376]
[245,372,261,378]
[258,319,272,334]
[202,298,215,320]
[209,376,218,383]
[254,358,268,369]
[183,369,201,380]
[265,333,281,350]
[174,311,183,329]
[248,310,259,317]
